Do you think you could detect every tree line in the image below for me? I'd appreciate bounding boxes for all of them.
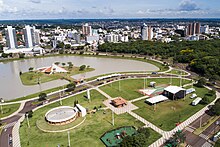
[98,40,220,81]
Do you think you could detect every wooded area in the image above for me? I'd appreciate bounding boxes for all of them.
[98,40,220,80]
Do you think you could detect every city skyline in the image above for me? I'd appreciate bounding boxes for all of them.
[0,0,220,20]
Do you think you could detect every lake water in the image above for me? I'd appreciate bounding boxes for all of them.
[0,56,159,100]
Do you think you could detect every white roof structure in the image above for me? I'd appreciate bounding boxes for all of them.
[76,104,87,117]
[45,106,77,123]
[139,89,156,96]
[186,88,195,95]
[164,86,185,94]
[145,95,169,104]
[38,63,68,74]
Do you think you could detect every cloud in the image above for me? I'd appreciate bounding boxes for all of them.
[29,0,41,4]
[179,0,199,11]
[0,0,17,13]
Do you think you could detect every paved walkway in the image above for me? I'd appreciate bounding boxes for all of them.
[128,111,165,135]
[129,95,149,103]
[95,87,112,99]
[12,115,25,147]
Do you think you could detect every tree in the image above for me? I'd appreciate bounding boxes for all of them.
[165,130,186,147]
[26,111,33,118]
[62,63,66,67]
[67,62,73,69]
[65,44,71,49]
[57,42,64,49]
[66,83,76,92]
[59,49,64,54]
[19,53,25,58]
[210,99,220,116]
[215,139,220,147]
[29,67,34,72]
[79,65,86,71]
[195,78,206,87]
[1,53,9,58]
[54,62,60,65]
[38,93,47,101]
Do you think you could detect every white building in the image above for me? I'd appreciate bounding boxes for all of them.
[5,26,17,49]
[82,23,92,36]
[86,35,99,44]
[141,23,153,40]
[23,25,40,48]
[200,25,209,34]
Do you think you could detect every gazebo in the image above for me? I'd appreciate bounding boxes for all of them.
[111,97,127,108]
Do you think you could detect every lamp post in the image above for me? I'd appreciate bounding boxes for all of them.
[59,90,62,105]
[67,131,71,147]
[0,98,4,114]
[119,80,121,92]
[112,110,115,126]
[26,113,30,128]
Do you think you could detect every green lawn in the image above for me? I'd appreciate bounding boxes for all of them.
[20,66,94,85]
[133,87,216,131]
[0,103,20,119]
[100,78,191,101]
[20,90,153,147]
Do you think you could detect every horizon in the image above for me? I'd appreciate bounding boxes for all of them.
[0,0,220,20]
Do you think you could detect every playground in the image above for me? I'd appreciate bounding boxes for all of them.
[100,126,137,146]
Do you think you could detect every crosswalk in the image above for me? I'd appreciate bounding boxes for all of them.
[199,134,209,140]
[3,121,17,129]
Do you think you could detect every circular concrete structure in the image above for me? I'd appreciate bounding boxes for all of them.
[45,106,77,125]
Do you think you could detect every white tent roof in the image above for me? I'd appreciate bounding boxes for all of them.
[145,95,169,104]
[164,86,185,94]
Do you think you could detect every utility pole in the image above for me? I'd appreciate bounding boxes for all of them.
[144,78,146,89]
[67,131,71,147]
[180,70,182,87]
[112,110,115,126]
[0,98,4,114]
[59,90,62,105]
[119,80,121,91]
[200,116,202,128]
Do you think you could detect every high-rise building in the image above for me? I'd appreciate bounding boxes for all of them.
[73,33,81,44]
[186,22,200,36]
[5,26,18,49]
[200,25,209,34]
[24,25,34,48]
[23,25,40,48]
[141,23,153,40]
[0,32,2,41]
[82,23,92,36]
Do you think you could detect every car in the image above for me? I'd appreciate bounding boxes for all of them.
[8,134,12,146]
[190,93,197,99]
[151,72,158,75]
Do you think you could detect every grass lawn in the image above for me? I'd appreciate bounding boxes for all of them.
[20,66,94,85]
[133,87,216,131]
[20,90,158,147]
[167,69,188,75]
[100,78,192,101]
[0,103,20,119]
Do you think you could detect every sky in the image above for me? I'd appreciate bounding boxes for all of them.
[0,0,220,20]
